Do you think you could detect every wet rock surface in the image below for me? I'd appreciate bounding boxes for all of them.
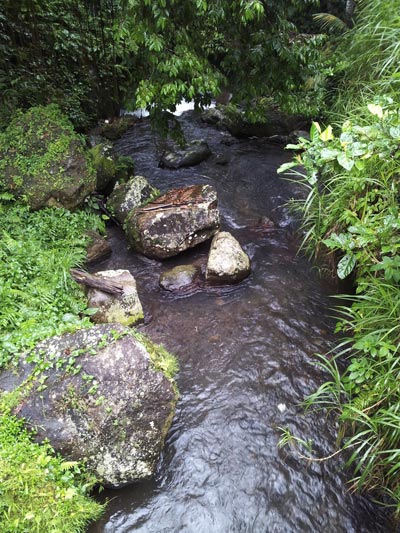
[86,230,112,264]
[9,324,177,488]
[125,184,220,259]
[159,140,211,168]
[202,105,308,138]
[86,269,144,326]
[206,231,251,284]
[107,175,159,224]
[159,264,199,292]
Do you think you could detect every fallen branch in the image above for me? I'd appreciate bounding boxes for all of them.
[70,269,124,295]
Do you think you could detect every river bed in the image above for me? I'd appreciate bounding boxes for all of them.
[89,111,393,532]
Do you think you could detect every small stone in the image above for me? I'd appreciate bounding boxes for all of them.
[87,269,144,327]
[159,265,198,291]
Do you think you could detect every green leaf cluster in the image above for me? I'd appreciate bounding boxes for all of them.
[0,201,104,369]
[0,415,103,532]
[280,101,400,513]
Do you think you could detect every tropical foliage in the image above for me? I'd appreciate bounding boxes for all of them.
[279,0,400,515]
[0,0,332,130]
[0,414,103,532]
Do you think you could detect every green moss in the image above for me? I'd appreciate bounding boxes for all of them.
[131,330,179,386]
[0,104,95,209]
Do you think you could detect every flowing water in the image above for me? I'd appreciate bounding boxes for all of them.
[89,112,393,532]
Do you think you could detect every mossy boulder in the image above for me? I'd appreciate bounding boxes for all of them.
[86,269,144,327]
[88,142,135,194]
[107,175,160,224]
[4,324,178,488]
[0,104,96,210]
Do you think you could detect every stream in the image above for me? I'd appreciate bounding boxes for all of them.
[89,111,393,532]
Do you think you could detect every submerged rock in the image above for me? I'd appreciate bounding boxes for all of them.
[86,269,144,326]
[159,140,211,169]
[206,231,251,284]
[159,264,199,291]
[85,230,112,264]
[107,175,160,224]
[126,184,220,259]
[9,324,177,487]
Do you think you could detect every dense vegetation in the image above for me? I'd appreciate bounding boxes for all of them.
[280,0,400,515]
[0,0,332,130]
[1,0,400,529]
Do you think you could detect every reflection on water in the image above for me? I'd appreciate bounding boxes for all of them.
[89,112,393,532]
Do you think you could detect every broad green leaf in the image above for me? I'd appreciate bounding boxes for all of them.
[310,122,321,142]
[319,125,334,142]
[337,253,356,279]
[367,103,384,118]
[277,161,298,174]
[319,148,340,161]
[337,152,354,171]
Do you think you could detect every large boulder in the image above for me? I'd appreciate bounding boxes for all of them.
[0,104,96,210]
[86,269,144,326]
[159,140,211,169]
[206,231,251,284]
[7,324,178,488]
[107,175,160,224]
[125,184,220,259]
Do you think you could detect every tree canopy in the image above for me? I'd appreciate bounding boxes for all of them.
[0,0,331,128]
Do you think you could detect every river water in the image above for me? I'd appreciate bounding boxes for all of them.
[89,112,393,532]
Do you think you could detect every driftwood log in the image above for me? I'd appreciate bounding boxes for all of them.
[70,269,124,295]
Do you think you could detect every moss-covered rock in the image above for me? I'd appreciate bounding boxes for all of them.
[88,143,135,194]
[107,175,160,224]
[86,269,144,327]
[2,324,178,488]
[0,104,96,210]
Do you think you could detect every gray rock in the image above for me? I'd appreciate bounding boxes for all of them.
[159,265,199,291]
[87,269,144,326]
[206,231,251,284]
[9,324,177,487]
[126,184,220,259]
[159,140,211,169]
[0,106,96,210]
[107,175,160,224]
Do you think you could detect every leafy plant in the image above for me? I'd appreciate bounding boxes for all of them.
[0,415,103,532]
[0,200,104,369]
[279,99,400,514]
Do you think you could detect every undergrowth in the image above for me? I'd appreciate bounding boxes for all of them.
[0,415,103,533]
[0,199,104,369]
[0,196,106,530]
[279,100,400,514]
